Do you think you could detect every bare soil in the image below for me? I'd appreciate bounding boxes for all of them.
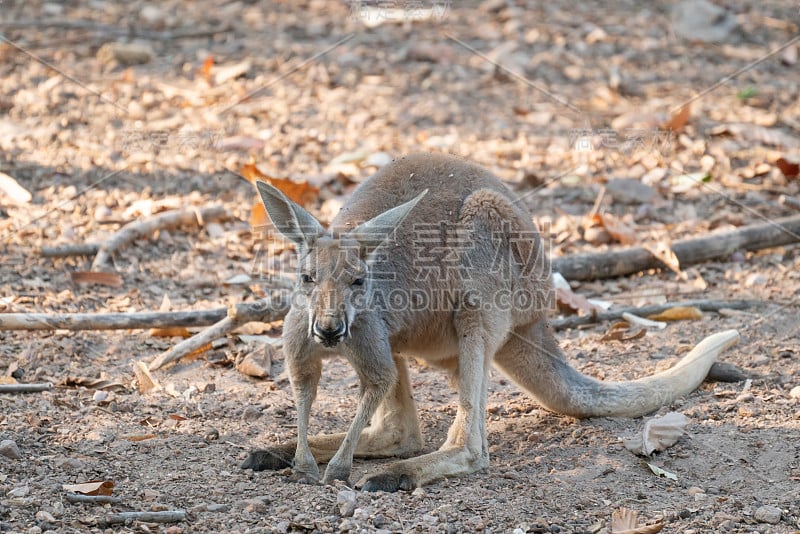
[1,1,799,533]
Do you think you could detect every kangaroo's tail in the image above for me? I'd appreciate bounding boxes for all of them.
[493,320,740,418]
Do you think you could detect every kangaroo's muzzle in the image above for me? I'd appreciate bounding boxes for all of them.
[312,318,347,347]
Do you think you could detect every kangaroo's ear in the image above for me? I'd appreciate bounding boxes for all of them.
[256,180,326,250]
[348,189,428,257]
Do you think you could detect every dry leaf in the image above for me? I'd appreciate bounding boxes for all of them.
[663,105,690,133]
[199,55,214,80]
[158,293,172,312]
[0,376,18,385]
[0,171,32,204]
[647,306,702,321]
[642,241,681,274]
[148,327,191,338]
[70,271,123,288]
[647,463,677,481]
[241,163,320,228]
[133,361,162,394]
[168,414,187,421]
[63,480,114,496]
[611,508,664,534]
[775,157,799,178]
[600,323,647,342]
[624,412,689,456]
[600,213,637,245]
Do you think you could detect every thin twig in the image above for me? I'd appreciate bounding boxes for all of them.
[97,510,186,527]
[65,493,122,504]
[148,296,290,371]
[91,206,227,271]
[40,243,100,257]
[0,383,53,393]
[550,299,760,330]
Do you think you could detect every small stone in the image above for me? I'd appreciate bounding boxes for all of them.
[751,355,770,367]
[372,514,387,528]
[242,498,267,514]
[694,492,707,501]
[96,42,154,66]
[754,505,781,524]
[411,487,426,497]
[583,226,611,245]
[352,508,369,521]
[207,503,230,513]
[204,428,220,441]
[92,390,108,403]
[687,486,705,496]
[606,178,657,204]
[0,439,22,459]
[236,346,272,379]
[339,518,356,532]
[35,511,55,523]
[736,392,754,402]
[241,406,262,422]
[789,386,800,399]
[8,485,30,497]
[718,519,735,530]
[337,489,356,518]
[744,273,768,287]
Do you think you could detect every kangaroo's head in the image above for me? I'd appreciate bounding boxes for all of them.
[257,181,426,348]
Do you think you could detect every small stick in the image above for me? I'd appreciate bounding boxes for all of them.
[1,19,228,40]
[98,510,186,527]
[40,243,100,257]
[0,383,53,393]
[148,296,290,371]
[91,206,227,271]
[550,299,760,330]
[65,494,122,504]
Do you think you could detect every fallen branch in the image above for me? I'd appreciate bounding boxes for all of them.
[552,214,800,281]
[0,383,53,393]
[0,307,231,331]
[91,206,227,271]
[148,296,290,371]
[98,510,186,527]
[1,19,229,40]
[65,494,122,504]
[549,299,759,330]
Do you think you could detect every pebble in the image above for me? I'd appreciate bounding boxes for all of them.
[606,178,657,204]
[34,511,55,523]
[337,489,356,517]
[789,386,800,399]
[687,486,704,496]
[241,406,262,422]
[744,273,768,287]
[242,498,268,514]
[754,505,781,524]
[8,485,30,498]
[207,503,230,513]
[0,439,21,459]
[372,514,387,528]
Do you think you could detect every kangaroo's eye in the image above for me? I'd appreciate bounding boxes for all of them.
[351,277,365,286]
[301,274,315,284]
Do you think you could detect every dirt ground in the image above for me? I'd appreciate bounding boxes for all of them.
[1,0,800,532]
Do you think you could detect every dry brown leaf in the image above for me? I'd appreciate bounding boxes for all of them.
[611,508,663,534]
[663,105,690,133]
[199,55,214,80]
[600,213,638,245]
[600,324,647,342]
[0,376,18,385]
[776,157,799,178]
[168,414,187,421]
[647,306,703,321]
[133,361,162,394]
[0,171,32,204]
[555,287,600,316]
[624,412,689,456]
[642,241,681,274]
[69,271,123,288]
[148,327,192,338]
[63,480,115,496]
[242,163,320,228]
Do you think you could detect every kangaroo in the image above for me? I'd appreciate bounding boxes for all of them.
[242,152,739,491]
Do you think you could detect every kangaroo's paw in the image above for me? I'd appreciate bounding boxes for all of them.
[321,464,352,486]
[356,472,415,493]
[241,446,294,471]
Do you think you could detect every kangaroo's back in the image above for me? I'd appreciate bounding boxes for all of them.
[332,153,525,232]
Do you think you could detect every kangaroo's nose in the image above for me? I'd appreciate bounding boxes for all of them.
[312,320,346,347]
